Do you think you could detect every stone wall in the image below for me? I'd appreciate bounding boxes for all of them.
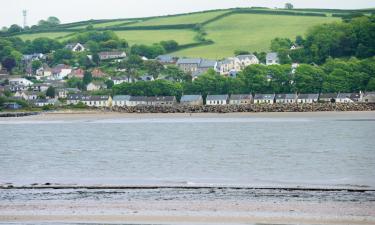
[110,103,375,114]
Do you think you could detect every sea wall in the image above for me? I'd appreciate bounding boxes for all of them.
[110,103,375,114]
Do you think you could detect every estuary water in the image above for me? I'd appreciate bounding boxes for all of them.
[0,112,375,188]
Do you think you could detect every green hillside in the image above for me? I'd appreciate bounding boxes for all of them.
[11,8,350,58]
[174,14,339,58]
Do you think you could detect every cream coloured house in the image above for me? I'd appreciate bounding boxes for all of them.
[217,54,259,75]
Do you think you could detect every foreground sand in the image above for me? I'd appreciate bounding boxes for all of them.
[1,193,375,224]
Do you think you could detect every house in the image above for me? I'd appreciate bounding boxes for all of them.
[67,68,85,79]
[86,81,107,91]
[91,68,107,78]
[112,95,131,107]
[176,58,202,73]
[14,91,39,100]
[3,102,22,110]
[65,43,85,52]
[22,53,45,63]
[31,83,49,92]
[275,94,298,104]
[148,96,177,106]
[254,94,275,104]
[9,85,28,92]
[266,52,280,65]
[137,74,154,82]
[98,51,127,60]
[218,55,259,76]
[111,76,131,85]
[34,98,60,107]
[229,94,253,105]
[362,92,375,103]
[336,93,361,103]
[52,64,72,80]
[128,96,149,106]
[180,95,203,106]
[156,55,178,65]
[56,88,80,98]
[206,95,229,105]
[297,94,319,104]
[319,93,338,103]
[9,78,33,86]
[67,94,112,107]
[36,64,52,78]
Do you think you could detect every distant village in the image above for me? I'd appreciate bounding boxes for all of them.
[1,42,375,110]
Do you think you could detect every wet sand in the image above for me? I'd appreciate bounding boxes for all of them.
[1,188,375,224]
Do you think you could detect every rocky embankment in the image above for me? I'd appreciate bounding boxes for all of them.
[0,112,39,117]
[110,103,375,113]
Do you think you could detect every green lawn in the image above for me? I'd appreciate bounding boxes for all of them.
[16,32,73,41]
[173,14,339,59]
[114,29,197,45]
[128,10,229,26]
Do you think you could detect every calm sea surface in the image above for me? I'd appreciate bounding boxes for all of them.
[1,113,375,188]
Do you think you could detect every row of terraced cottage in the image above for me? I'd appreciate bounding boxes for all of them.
[67,92,375,108]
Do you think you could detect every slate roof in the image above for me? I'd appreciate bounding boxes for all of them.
[320,93,338,99]
[266,52,279,61]
[298,94,319,99]
[176,58,201,65]
[275,94,297,99]
[206,95,229,101]
[113,95,131,101]
[129,96,148,102]
[199,59,217,68]
[180,95,202,102]
[254,94,275,100]
[236,54,257,61]
[230,94,252,100]
[156,55,178,63]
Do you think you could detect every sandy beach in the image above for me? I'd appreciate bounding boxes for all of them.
[1,188,375,225]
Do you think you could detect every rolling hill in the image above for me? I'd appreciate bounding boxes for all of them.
[10,7,360,59]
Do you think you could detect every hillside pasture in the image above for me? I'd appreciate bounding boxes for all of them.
[127,10,230,26]
[174,14,339,59]
[114,29,197,45]
[16,32,73,41]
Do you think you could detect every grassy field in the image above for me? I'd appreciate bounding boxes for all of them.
[174,14,339,59]
[68,20,135,29]
[127,10,229,26]
[16,32,73,41]
[12,9,341,58]
[114,29,197,45]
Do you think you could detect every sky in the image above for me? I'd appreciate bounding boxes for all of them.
[1,0,374,27]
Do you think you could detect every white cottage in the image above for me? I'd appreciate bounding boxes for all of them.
[206,95,229,105]
[297,94,319,104]
[254,94,275,104]
[112,95,131,107]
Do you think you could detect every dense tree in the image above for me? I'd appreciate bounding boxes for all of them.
[31,60,42,73]
[294,64,326,93]
[238,64,268,93]
[285,3,294,10]
[83,71,93,85]
[7,24,23,34]
[130,44,166,59]
[144,60,164,79]
[46,86,56,98]
[52,49,73,64]
[159,40,178,52]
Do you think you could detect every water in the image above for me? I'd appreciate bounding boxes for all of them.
[1,114,375,188]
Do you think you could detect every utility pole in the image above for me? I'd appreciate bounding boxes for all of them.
[22,10,27,28]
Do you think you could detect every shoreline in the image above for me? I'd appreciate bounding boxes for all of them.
[1,110,374,121]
